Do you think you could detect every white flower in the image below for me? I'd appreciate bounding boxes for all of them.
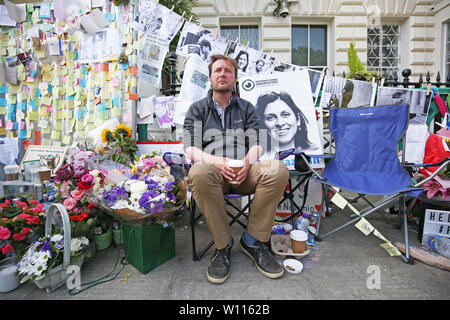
[129,181,147,195]
[71,238,82,253]
[80,237,89,246]
[36,251,51,265]
[51,234,63,242]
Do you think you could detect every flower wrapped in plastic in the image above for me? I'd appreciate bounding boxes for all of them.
[89,154,186,225]
[17,234,90,284]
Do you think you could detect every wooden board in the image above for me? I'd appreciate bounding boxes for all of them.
[394,242,450,271]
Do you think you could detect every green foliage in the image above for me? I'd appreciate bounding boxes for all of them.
[347,41,381,82]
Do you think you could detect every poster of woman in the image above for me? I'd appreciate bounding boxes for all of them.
[239,71,323,161]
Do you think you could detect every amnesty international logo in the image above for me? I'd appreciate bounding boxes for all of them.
[241,79,255,91]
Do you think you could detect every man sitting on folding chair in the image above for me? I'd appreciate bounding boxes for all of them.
[183,54,289,284]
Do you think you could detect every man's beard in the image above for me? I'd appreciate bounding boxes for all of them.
[213,87,232,93]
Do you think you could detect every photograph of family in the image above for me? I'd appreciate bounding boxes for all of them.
[226,41,277,77]
[239,71,323,161]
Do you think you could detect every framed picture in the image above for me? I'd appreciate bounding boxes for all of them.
[20,145,68,173]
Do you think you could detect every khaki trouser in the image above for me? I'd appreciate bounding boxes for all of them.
[188,159,289,250]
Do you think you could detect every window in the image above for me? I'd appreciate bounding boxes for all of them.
[220,25,259,50]
[445,21,450,78]
[291,25,327,70]
[367,24,400,80]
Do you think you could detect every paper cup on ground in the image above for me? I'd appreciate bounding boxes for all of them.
[290,230,308,253]
[227,159,243,184]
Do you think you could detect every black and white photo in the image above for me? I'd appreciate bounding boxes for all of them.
[176,22,228,63]
[319,76,376,110]
[132,0,183,42]
[376,87,431,124]
[273,62,325,98]
[239,71,323,161]
[226,42,277,77]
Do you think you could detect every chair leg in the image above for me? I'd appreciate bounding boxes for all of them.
[399,195,414,265]
[190,199,201,261]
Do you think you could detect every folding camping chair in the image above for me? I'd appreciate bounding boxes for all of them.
[162,152,253,261]
[285,104,450,264]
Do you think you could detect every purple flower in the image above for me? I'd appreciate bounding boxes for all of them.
[129,174,140,180]
[103,185,128,206]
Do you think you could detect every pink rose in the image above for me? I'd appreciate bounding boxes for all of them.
[143,158,157,168]
[63,197,77,211]
[81,174,94,184]
[0,226,11,240]
[70,189,85,201]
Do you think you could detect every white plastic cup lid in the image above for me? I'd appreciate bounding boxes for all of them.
[227,159,244,167]
[290,230,308,241]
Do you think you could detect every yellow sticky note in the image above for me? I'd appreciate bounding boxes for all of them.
[380,242,401,257]
[51,130,61,140]
[373,229,389,243]
[331,193,348,210]
[38,108,48,117]
[42,96,52,106]
[28,111,39,121]
[43,64,53,73]
[55,111,64,120]
[42,138,51,146]
[354,218,374,236]
[62,136,71,145]
[52,141,62,147]
[54,121,64,131]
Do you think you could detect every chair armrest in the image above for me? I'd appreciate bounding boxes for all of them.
[412,158,450,188]
[404,157,450,168]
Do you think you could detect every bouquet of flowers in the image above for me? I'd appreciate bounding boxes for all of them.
[100,124,138,166]
[53,147,104,239]
[93,154,186,225]
[0,199,45,261]
[17,234,89,283]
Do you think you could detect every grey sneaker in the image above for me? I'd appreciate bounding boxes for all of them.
[206,240,233,284]
[239,235,284,279]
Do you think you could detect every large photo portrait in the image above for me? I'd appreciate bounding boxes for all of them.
[239,71,323,161]
[176,21,228,63]
[319,76,376,111]
[376,87,431,124]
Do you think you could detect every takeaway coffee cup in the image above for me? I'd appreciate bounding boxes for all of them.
[290,230,308,253]
[227,159,244,184]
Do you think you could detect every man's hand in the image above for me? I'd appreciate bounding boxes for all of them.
[235,161,250,185]
[213,157,236,183]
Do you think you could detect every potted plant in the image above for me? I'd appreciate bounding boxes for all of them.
[347,41,381,82]
[0,199,46,292]
[93,210,114,251]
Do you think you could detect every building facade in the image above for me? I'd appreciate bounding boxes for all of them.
[192,0,450,81]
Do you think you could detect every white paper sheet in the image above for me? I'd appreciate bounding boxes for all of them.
[3,0,25,23]
[404,124,429,164]
[0,5,17,26]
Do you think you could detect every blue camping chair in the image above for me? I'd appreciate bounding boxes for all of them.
[162,152,253,261]
[284,104,450,264]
